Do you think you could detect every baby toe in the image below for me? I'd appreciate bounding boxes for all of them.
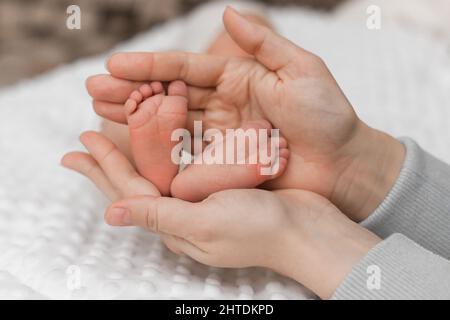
[150,81,164,95]
[139,84,153,99]
[168,80,187,98]
[124,98,138,116]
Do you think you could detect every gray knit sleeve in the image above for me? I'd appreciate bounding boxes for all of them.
[332,234,450,299]
[361,138,450,258]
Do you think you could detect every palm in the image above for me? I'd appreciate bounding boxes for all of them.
[199,59,269,130]
[199,57,358,195]
[90,8,362,199]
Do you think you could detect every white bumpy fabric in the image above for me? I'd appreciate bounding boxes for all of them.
[0,1,449,299]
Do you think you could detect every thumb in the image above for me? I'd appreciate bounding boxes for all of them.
[222,6,310,76]
[104,195,206,238]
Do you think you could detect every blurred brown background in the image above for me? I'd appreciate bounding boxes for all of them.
[0,0,345,87]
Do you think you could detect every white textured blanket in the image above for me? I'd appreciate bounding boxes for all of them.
[0,1,449,299]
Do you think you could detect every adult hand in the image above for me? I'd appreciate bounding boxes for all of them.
[105,188,380,300]
[86,7,404,221]
[62,131,381,299]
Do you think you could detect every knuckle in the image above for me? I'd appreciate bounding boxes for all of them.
[179,52,191,79]
[82,159,98,177]
[99,144,117,163]
[145,197,159,232]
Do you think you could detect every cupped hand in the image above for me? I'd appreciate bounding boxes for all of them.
[104,184,380,300]
[61,131,380,299]
[86,7,404,221]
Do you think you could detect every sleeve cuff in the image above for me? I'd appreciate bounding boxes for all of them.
[332,233,450,300]
[360,138,450,257]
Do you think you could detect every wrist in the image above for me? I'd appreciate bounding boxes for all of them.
[281,207,381,299]
[332,121,405,222]
[312,219,381,299]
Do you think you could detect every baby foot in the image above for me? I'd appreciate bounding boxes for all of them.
[125,81,188,196]
[171,120,289,202]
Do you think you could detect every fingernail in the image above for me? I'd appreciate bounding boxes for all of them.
[109,207,132,226]
[105,54,112,71]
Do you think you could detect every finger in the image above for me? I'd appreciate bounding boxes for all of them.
[223,6,308,77]
[161,234,208,262]
[104,195,208,238]
[79,131,160,197]
[61,151,119,201]
[86,74,148,103]
[93,100,127,124]
[106,52,227,87]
